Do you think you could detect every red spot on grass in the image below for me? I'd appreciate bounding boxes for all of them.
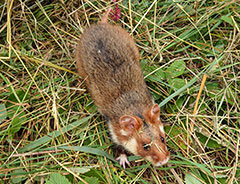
[110,0,121,21]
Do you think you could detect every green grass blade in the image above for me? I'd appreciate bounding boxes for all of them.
[59,146,115,162]
[19,115,94,153]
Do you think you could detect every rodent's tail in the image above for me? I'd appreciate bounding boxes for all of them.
[100,8,111,23]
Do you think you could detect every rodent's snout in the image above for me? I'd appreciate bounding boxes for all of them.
[145,148,170,167]
[154,156,169,167]
[150,146,170,166]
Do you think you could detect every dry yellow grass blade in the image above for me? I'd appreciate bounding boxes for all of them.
[21,54,78,75]
[193,74,208,115]
[131,0,157,33]
[190,74,208,133]
[0,0,13,59]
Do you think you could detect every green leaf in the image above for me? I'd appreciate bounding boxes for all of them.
[11,169,27,184]
[176,97,185,109]
[185,172,203,184]
[142,60,166,82]
[206,82,220,98]
[147,68,165,82]
[197,132,222,149]
[19,115,94,153]
[78,177,99,184]
[165,125,187,150]
[70,166,95,174]
[217,178,227,184]
[166,60,186,79]
[8,117,22,139]
[0,104,7,123]
[6,90,26,110]
[159,54,223,107]
[5,90,27,120]
[81,168,107,183]
[168,78,186,90]
[5,89,26,139]
[221,15,234,26]
[45,173,71,184]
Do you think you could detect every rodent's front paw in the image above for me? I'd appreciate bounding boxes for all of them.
[116,154,130,169]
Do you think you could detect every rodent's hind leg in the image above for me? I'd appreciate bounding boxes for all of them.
[76,45,88,79]
[76,60,87,79]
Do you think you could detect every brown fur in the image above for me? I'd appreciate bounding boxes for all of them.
[76,23,151,121]
[76,13,169,166]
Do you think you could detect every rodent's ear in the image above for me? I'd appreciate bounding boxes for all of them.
[119,115,142,135]
[149,104,160,123]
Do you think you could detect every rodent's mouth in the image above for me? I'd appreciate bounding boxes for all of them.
[154,157,169,167]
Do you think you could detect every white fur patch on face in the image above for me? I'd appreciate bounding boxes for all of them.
[145,156,154,163]
[108,122,120,144]
[120,129,128,136]
[159,124,165,134]
[123,138,137,155]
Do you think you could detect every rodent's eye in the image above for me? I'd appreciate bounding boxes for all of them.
[160,136,165,143]
[143,143,151,151]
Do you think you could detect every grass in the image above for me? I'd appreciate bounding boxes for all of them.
[0,0,239,183]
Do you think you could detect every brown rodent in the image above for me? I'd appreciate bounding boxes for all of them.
[76,10,170,167]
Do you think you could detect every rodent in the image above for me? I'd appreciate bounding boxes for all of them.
[76,9,170,168]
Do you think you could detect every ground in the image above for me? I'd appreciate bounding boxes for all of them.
[0,0,239,183]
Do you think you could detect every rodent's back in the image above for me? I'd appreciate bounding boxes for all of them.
[77,23,139,74]
[76,23,152,119]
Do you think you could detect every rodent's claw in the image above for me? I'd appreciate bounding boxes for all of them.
[116,154,130,169]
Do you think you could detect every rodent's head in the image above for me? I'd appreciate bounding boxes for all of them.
[112,104,170,166]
